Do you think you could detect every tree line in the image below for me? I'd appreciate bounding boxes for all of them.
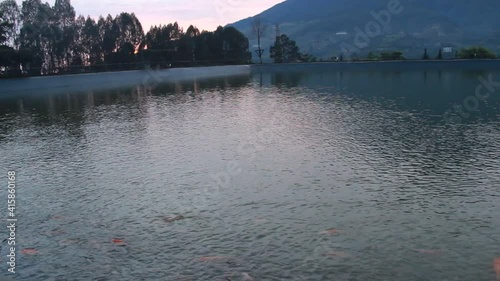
[361,47,497,61]
[0,0,251,77]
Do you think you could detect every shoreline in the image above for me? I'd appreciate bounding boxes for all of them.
[1,60,500,97]
[0,65,251,97]
[251,59,500,72]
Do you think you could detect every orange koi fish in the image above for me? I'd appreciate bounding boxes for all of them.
[112,238,127,246]
[21,248,38,255]
[319,228,339,235]
[494,257,500,280]
[414,249,440,255]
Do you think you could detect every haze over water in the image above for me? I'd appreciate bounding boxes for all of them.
[1,66,499,280]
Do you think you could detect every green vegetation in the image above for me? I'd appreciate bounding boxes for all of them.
[380,51,404,61]
[0,0,251,77]
[367,52,379,61]
[457,47,497,59]
[351,46,499,62]
[349,51,403,61]
[270,33,315,63]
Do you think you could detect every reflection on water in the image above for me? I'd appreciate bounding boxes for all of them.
[0,67,499,280]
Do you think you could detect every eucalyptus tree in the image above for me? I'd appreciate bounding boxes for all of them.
[0,11,10,45]
[220,26,251,64]
[19,0,53,73]
[177,25,200,63]
[113,12,144,51]
[144,22,183,65]
[52,0,76,70]
[0,0,21,48]
[101,14,119,62]
[82,17,102,65]
[72,15,86,66]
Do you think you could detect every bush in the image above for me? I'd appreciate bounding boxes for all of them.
[457,47,496,59]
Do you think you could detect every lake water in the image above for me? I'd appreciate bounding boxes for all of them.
[1,65,499,280]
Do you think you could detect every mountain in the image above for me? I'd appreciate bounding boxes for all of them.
[228,0,500,61]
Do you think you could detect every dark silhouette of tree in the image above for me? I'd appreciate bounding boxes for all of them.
[251,17,267,64]
[270,34,302,63]
[436,48,442,59]
[81,16,102,66]
[3,0,252,76]
[114,13,143,51]
[144,24,250,67]
[19,0,53,74]
[176,25,200,63]
[422,48,429,60]
[144,22,183,67]
[53,0,76,71]
[0,45,14,67]
[220,26,251,64]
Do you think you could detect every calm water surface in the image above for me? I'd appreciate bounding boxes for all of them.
[0,66,499,280]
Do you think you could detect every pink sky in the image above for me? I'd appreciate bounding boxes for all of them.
[18,0,284,32]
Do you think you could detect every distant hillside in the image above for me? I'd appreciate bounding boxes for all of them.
[228,0,500,61]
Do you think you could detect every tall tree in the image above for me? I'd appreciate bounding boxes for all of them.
[436,48,442,59]
[19,0,53,74]
[72,15,86,67]
[0,0,20,48]
[101,14,119,62]
[82,16,101,65]
[177,25,199,63]
[53,0,76,70]
[422,48,429,60]
[270,34,301,63]
[251,17,267,64]
[220,26,251,64]
[113,13,144,51]
[0,11,11,45]
[144,22,183,66]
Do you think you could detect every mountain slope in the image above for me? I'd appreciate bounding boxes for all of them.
[229,0,500,60]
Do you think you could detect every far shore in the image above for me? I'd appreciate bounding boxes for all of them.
[1,60,499,97]
[251,59,500,72]
[0,65,251,97]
